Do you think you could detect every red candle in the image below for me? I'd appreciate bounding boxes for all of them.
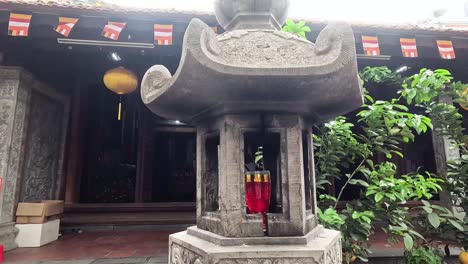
[261,172,271,213]
[260,172,271,232]
[253,172,263,214]
[0,244,4,262]
[245,173,256,213]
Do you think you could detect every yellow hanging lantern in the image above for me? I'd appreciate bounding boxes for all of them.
[103,67,138,120]
[460,87,468,110]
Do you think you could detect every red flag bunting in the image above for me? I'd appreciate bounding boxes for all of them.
[55,17,79,37]
[8,13,32,37]
[400,38,418,58]
[154,24,173,45]
[362,36,380,56]
[102,22,126,40]
[437,40,456,59]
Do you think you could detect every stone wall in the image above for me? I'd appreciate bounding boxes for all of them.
[0,66,69,250]
[20,84,69,202]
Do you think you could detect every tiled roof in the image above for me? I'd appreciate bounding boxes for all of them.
[0,0,216,22]
[0,0,467,34]
[0,0,199,13]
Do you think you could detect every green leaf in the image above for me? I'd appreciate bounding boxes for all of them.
[428,213,441,228]
[254,155,263,164]
[422,206,433,214]
[375,193,384,202]
[408,230,425,240]
[403,233,414,251]
[421,200,431,207]
[448,219,464,232]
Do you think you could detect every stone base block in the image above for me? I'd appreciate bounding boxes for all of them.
[0,222,18,251]
[169,226,341,264]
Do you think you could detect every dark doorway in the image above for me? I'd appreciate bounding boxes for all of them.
[152,131,196,202]
[79,84,140,203]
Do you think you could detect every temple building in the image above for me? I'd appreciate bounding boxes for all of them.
[0,0,466,250]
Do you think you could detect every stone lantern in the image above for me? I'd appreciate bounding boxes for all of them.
[141,0,363,263]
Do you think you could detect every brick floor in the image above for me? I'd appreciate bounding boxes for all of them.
[5,256,168,264]
[4,229,185,263]
[3,228,463,264]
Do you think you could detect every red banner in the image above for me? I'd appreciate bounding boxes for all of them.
[102,22,126,40]
[8,13,32,37]
[437,40,456,59]
[362,36,380,56]
[400,38,418,58]
[55,17,79,37]
[154,24,173,45]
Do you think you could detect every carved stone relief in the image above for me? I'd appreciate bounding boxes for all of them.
[325,239,342,264]
[20,91,65,202]
[218,258,319,264]
[0,73,31,223]
[0,223,18,250]
[204,135,219,212]
[170,244,204,264]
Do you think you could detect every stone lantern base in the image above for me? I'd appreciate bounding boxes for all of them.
[169,226,342,264]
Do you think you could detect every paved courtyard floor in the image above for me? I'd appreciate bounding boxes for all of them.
[3,227,462,264]
[5,256,168,264]
[4,228,185,264]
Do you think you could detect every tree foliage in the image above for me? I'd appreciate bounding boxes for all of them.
[313,66,467,262]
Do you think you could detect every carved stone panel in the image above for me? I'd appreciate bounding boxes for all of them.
[3,85,30,219]
[325,239,342,264]
[0,68,31,223]
[218,258,319,264]
[20,90,66,202]
[204,134,219,212]
[170,244,204,264]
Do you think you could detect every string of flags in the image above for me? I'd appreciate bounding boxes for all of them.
[4,12,462,59]
[8,12,178,46]
[361,35,456,59]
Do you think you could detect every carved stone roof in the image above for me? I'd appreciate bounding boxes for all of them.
[141,19,363,123]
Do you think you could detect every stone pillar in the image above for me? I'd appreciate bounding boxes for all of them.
[0,67,32,250]
[0,67,70,250]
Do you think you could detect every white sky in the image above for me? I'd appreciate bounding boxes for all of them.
[108,0,468,24]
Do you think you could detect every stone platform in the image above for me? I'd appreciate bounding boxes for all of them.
[169,226,342,264]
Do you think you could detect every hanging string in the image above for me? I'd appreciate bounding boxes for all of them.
[118,96,122,121]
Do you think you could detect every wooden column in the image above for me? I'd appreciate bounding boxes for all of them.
[134,106,146,203]
[134,107,154,203]
[64,79,85,204]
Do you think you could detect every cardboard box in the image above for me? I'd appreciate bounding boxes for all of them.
[16,200,64,224]
[15,219,60,247]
